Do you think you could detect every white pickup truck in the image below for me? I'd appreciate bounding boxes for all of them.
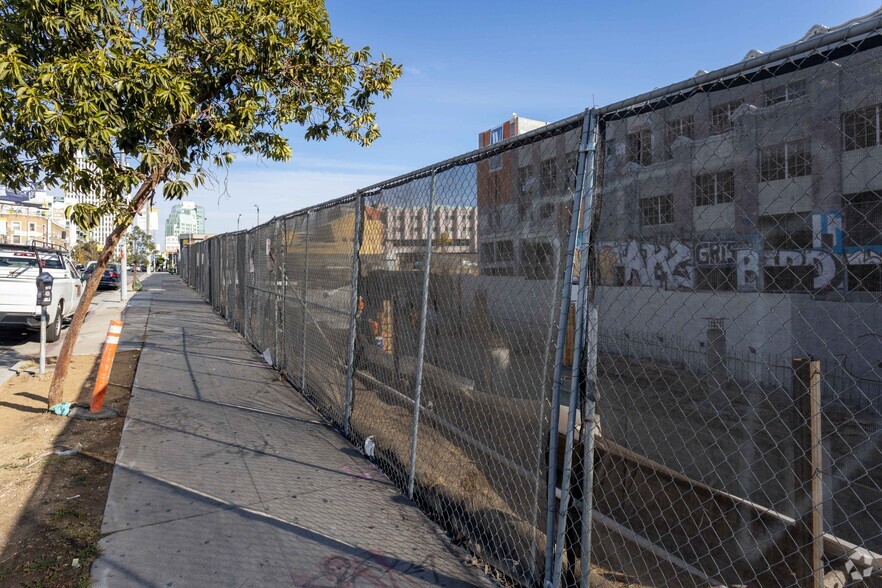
[0,244,84,342]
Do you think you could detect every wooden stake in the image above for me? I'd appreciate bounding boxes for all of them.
[791,357,823,588]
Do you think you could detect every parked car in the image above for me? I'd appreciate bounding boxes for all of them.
[99,263,122,289]
[0,244,84,342]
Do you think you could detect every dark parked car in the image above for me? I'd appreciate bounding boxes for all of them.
[84,263,121,289]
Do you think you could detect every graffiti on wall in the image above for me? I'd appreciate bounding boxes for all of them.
[599,240,695,290]
[598,238,874,291]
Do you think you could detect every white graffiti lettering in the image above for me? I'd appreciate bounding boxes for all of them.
[617,240,694,290]
[600,240,850,291]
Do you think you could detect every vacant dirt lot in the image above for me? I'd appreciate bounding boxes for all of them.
[0,350,138,587]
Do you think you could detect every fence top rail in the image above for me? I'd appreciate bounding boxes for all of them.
[191,109,584,240]
[597,9,882,120]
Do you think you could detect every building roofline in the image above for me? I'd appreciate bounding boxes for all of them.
[598,8,882,120]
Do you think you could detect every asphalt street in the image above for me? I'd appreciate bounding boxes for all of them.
[0,278,148,384]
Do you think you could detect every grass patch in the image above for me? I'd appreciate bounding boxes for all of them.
[51,507,85,521]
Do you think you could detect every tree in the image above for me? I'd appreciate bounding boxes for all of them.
[71,240,100,265]
[0,0,402,407]
[126,226,157,268]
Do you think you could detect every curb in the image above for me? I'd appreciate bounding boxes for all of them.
[0,359,35,388]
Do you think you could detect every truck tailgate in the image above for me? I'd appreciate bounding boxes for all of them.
[0,271,39,315]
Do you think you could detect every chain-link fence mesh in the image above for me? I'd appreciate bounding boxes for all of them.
[179,15,882,588]
[573,22,882,588]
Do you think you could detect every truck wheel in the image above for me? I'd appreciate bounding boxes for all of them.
[46,302,63,342]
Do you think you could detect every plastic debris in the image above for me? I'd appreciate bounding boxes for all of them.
[262,349,273,365]
[54,448,79,456]
[48,402,73,416]
[71,558,80,568]
[364,436,376,458]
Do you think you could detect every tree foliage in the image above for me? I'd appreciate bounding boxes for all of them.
[125,226,157,266]
[0,0,402,226]
[0,0,401,405]
[71,239,100,265]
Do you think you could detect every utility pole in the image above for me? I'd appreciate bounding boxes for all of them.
[237,213,242,231]
[120,230,127,300]
[145,197,152,274]
[255,205,260,226]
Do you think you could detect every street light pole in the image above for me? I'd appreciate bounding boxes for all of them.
[255,205,259,226]
[237,213,242,231]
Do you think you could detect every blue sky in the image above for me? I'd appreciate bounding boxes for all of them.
[154,0,880,240]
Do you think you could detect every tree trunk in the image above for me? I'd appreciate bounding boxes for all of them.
[46,178,157,408]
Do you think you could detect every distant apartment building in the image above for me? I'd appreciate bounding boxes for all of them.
[0,187,72,247]
[381,204,477,259]
[476,114,582,278]
[165,202,206,245]
[0,207,67,246]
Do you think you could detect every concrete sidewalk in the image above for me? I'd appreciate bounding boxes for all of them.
[92,275,490,587]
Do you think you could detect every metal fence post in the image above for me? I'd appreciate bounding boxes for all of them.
[278,220,287,373]
[552,110,599,587]
[343,193,364,437]
[407,171,437,500]
[544,109,594,586]
[301,212,310,391]
[272,220,280,369]
[244,232,251,343]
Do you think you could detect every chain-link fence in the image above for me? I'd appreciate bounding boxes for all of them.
[180,14,882,588]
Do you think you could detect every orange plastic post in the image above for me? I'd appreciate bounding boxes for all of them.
[90,320,124,413]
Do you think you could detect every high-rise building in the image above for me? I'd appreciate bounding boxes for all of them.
[165,201,206,250]
[65,152,130,246]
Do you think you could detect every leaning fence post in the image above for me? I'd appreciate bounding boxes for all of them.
[299,212,311,391]
[544,109,594,586]
[343,192,363,437]
[407,171,437,500]
[551,110,599,587]
[791,358,823,588]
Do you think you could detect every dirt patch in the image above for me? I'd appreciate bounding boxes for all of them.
[0,350,139,587]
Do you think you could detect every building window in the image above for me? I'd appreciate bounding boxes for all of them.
[664,116,694,157]
[12,235,21,244]
[760,214,813,249]
[28,222,36,232]
[848,264,882,292]
[518,165,532,193]
[696,267,736,291]
[497,240,514,262]
[844,191,882,247]
[523,241,554,280]
[760,139,811,181]
[764,80,807,106]
[695,171,735,206]
[640,194,674,226]
[843,104,881,151]
[490,126,504,145]
[765,265,813,293]
[12,221,20,231]
[626,128,652,165]
[711,99,744,134]
[541,158,559,191]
